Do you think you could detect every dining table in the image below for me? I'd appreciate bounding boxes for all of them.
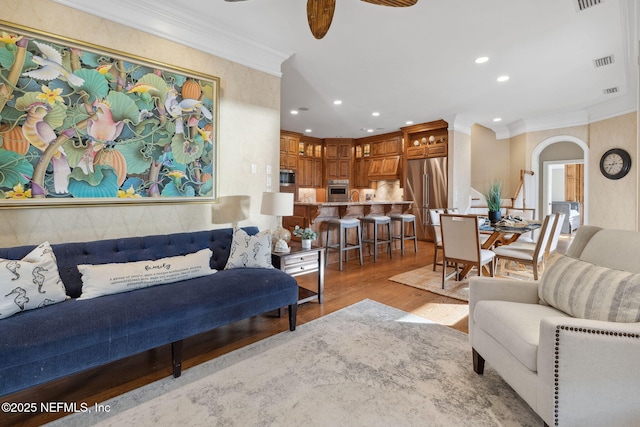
[479,220,542,249]
[456,218,543,280]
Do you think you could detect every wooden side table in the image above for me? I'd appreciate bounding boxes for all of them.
[272,243,325,305]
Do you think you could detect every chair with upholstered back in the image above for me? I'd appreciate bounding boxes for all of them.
[429,208,446,271]
[492,213,556,280]
[440,214,495,289]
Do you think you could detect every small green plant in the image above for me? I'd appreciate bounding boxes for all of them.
[293,225,318,240]
[484,181,502,213]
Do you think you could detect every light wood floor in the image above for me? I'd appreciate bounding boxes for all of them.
[8,234,575,426]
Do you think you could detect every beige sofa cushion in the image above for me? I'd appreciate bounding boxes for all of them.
[539,255,640,323]
[474,300,570,371]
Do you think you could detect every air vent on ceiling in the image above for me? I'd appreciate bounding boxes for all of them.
[593,55,614,68]
[574,0,603,11]
[603,87,619,95]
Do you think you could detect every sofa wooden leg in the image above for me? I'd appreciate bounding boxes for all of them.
[172,340,183,378]
[288,303,297,331]
[472,348,485,375]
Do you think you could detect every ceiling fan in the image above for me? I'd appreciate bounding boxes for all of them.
[225,0,419,39]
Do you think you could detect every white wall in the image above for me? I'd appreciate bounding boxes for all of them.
[1,0,282,246]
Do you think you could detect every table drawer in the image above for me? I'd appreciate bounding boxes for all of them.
[281,252,319,266]
[283,260,319,275]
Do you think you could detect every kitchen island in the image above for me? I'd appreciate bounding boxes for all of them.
[285,201,414,264]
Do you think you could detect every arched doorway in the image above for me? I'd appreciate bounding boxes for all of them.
[531,135,589,225]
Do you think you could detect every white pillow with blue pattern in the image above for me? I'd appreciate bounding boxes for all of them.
[0,242,67,319]
[225,228,273,269]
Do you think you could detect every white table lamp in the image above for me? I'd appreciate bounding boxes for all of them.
[211,195,250,228]
[261,192,294,252]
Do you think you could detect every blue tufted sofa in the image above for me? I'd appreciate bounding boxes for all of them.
[0,227,298,397]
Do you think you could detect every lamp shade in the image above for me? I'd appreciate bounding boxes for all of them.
[260,192,294,217]
[211,195,250,225]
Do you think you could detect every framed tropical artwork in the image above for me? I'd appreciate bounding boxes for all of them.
[0,20,219,207]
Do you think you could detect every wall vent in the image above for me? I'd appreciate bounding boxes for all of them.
[593,55,614,68]
[603,87,619,95]
[574,0,603,12]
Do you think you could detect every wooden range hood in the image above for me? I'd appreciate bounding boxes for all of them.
[367,155,401,180]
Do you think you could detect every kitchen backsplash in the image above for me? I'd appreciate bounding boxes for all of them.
[374,180,403,201]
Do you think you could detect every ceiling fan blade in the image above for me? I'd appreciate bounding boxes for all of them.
[361,0,418,6]
[307,0,336,39]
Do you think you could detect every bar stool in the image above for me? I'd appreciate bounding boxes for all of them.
[361,215,392,262]
[325,218,363,271]
[389,213,418,255]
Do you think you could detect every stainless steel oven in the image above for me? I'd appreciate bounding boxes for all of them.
[327,180,350,202]
[279,169,296,187]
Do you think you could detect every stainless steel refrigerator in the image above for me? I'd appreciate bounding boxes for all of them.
[405,157,448,241]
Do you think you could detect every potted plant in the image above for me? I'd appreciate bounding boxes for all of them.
[293,226,318,249]
[484,181,503,224]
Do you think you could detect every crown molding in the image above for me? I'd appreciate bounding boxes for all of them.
[443,114,474,136]
[51,0,293,77]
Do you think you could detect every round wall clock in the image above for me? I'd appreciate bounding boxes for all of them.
[600,148,631,180]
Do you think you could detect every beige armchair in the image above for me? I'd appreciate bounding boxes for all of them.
[469,225,640,427]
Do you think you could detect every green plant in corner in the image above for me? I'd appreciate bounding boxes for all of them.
[484,181,502,213]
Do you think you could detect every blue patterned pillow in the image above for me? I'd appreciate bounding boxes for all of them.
[225,228,273,269]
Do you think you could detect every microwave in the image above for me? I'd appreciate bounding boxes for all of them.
[279,169,295,186]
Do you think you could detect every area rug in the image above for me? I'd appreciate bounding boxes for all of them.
[388,265,471,301]
[389,264,534,302]
[51,299,542,427]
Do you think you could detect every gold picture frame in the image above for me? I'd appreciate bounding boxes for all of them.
[0,20,219,208]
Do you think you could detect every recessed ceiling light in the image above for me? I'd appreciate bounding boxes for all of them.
[298,107,309,111]
[406,121,414,125]
[497,75,510,82]
[290,110,299,115]
[305,129,312,133]
[493,118,502,122]
[475,56,489,64]
[333,100,342,105]
[367,129,374,133]
[372,112,380,117]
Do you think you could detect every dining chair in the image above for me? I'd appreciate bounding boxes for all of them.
[440,214,495,289]
[492,213,556,280]
[429,208,446,271]
[508,212,565,259]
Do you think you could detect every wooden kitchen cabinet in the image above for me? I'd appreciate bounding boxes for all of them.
[401,120,449,160]
[325,139,352,181]
[280,131,301,170]
[371,136,402,157]
[354,157,372,188]
[298,138,323,188]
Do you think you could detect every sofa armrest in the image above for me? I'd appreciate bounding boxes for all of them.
[537,317,640,426]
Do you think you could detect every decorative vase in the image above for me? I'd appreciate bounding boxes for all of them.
[488,210,501,224]
[301,239,312,250]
